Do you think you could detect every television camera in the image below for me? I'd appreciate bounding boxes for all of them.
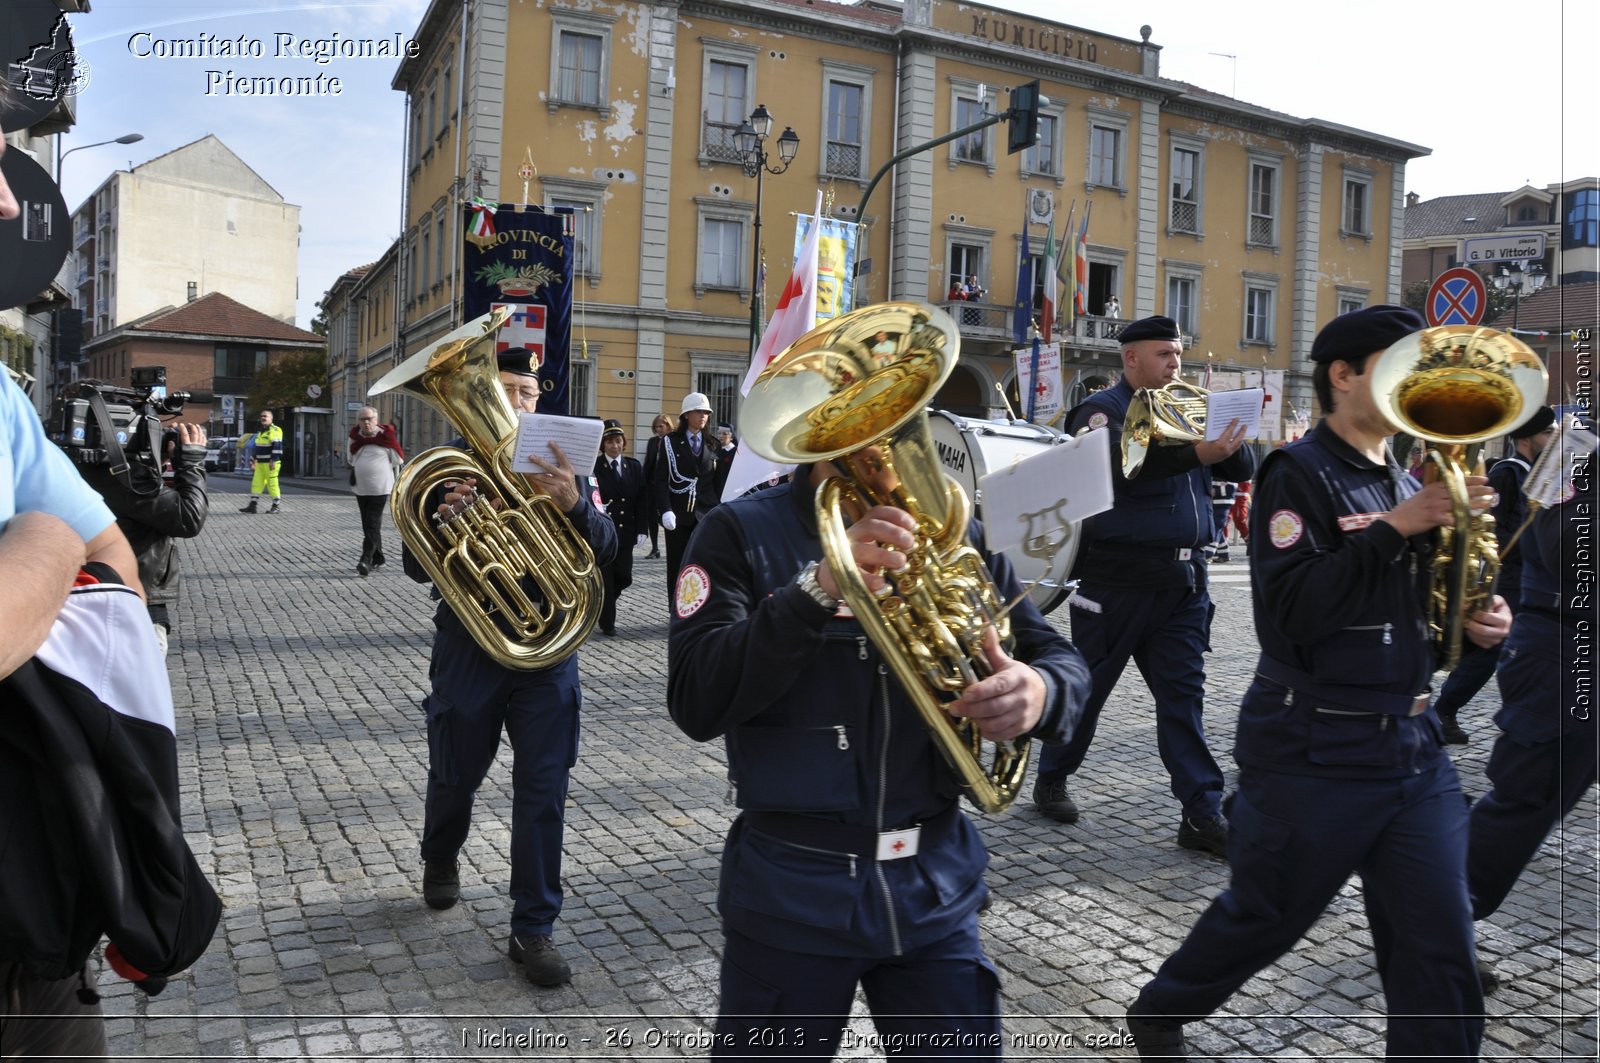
[50,366,190,475]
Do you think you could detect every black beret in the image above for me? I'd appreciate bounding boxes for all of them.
[496,346,540,376]
[1508,405,1556,440]
[1117,315,1181,344]
[601,418,626,440]
[1309,305,1424,365]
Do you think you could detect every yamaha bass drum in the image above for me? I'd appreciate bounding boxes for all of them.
[927,411,1079,615]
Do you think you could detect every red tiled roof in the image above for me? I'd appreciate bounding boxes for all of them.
[1485,281,1600,332]
[130,292,324,344]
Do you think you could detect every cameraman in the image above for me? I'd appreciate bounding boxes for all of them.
[73,414,210,655]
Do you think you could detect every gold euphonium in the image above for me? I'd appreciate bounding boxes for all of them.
[369,307,603,670]
[741,301,1028,814]
[1370,325,1548,670]
[1122,380,1210,478]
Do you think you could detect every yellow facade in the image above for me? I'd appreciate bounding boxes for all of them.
[325,0,1425,453]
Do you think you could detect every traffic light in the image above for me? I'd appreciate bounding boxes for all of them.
[1007,80,1043,155]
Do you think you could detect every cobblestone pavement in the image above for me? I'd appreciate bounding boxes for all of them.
[97,476,1597,1060]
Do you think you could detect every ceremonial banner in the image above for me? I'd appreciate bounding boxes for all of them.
[1013,342,1063,424]
[795,214,860,324]
[462,205,574,415]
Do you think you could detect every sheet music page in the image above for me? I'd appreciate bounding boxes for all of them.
[1204,388,1264,440]
[978,427,1114,554]
[510,413,606,474]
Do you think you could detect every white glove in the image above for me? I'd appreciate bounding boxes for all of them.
[636,534,648,548]
[662,512,677,532]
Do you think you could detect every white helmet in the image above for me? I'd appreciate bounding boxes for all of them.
[681,392,713,415]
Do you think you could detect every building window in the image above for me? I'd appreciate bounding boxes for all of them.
[1336,285,1368,317]
[412,98,426,162]
[543,177,606,280]
[695,196,752,295]
[214,345,267,386]
[1167,276,1195,335]
[441,65,452,133]
[1169,137,1204,235]
[954,96,988,164]
[548,9,614,115]
[420,225,431,291]
[1242,274,1280,347]
[1023,111,1061,179]
[1514,203,1540,224]
[434,217,446,287]
[550,200,594,277]
[948,242,985,295]
[705,60,748,155]
[1342,169,1373,238]
[1565,188,1598,249]
[407,236,419,300]
[825,80,864,179]
[426,82,437,143]
[1086,108,1128,191]
[1247,155,1282,247]
[568,356,594,416]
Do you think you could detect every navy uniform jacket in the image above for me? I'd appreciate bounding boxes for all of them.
[1487,455,1532,606]
[1236,420,1444,778]
[651,428,719,527]
[1499,451,1596,743]
[1068,378,1257,587]
[593,454,646,541]
[667,470,1089,958]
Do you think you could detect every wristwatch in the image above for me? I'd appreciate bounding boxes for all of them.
[796,560,839,611]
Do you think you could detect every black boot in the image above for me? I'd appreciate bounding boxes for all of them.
[239,499,258,513]
[1439,711,1468,745]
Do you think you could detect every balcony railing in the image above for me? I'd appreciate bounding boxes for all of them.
[1248,215,1274,245]
[1170,200,1199,233]
[936,304,1139,351]
[825,142,862,179]
[703,119,744,164]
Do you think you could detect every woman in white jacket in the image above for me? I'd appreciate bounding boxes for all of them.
[348,406,405,576]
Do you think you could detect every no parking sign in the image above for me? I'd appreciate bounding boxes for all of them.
[1425,268,1487,327]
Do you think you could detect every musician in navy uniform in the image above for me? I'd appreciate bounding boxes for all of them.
[593,418,647,636]
[1033,315,1255,857]
[1467,426,1595,923]
[403,347,617,988]
[1127,305,1513,1061]
[1432,403,1556,743]
[666,398,1089,1054]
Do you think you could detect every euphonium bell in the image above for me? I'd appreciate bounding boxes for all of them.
[369,307,603,670]
[741,301,1029,813]
[1369,324,1548,670]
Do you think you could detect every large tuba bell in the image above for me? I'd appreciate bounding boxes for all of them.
[369,308,603,670]
[1370,324,1548,670]
[1122,380,1210,478]
[741,302,1028,813]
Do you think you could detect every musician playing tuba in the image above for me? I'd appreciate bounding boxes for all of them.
[1033,315,1256,860]
[1128,305,1512,1061]
[665,306,1089,1057]
[401,346,617,989]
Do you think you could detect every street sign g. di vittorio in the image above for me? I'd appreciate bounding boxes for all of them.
[1425,267,1487,328]
[1460,231,1547,264]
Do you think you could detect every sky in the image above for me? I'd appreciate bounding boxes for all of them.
[52,0,1598,330]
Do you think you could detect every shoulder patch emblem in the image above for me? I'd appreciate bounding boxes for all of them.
[674,564,712,618]
[1087,411,1109,430]
[1268,509,1304,549]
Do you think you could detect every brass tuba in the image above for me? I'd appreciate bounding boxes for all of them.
[741,302,1028,813]
[1370,325,1548,670]
[1122,380,1210,478]
[369,308,603,670]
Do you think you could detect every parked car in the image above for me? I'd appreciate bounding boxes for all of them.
[204,437,238,472]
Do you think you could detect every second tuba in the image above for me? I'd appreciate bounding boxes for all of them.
[741,302,1028,814]
[369,308,603,670]
[1370,324,1548,670]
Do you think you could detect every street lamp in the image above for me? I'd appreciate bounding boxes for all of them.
[735,104,800,354]
[1491,261,1547,333]
[56,132,144,180]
